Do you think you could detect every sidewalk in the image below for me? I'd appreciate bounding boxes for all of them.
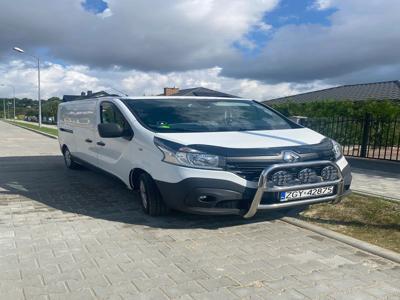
[347,157,400,201]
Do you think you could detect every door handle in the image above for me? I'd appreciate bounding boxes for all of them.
[97,141,106,146]
[85,138,93,143]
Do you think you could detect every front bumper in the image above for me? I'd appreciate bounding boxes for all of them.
[243,160,350,218]
[156,160,351,217]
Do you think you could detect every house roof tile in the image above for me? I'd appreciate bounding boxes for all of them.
[265,80,400,104]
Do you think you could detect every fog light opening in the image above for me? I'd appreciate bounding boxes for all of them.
[198,195,216,203]
[321,166,338,181]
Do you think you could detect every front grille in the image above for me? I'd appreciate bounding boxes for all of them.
[225,141,336,182]
[225,161,274,181]
[226,158,336,182]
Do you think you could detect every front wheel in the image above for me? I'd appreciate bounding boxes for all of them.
[138,173,169,216]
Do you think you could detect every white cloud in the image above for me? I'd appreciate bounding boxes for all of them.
[0,61,103,99]
[256,21,272,32]
[311,0,335,10]
[237,79,331,100]
[0,60,328,101]
[98,8,113,18]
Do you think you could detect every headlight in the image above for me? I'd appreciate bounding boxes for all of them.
[155,143,223,170]
[331,139,342,160]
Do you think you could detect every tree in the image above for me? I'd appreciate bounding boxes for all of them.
[42,97,61,121]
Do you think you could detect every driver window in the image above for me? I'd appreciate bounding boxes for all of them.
[100,102,131,132]
[100,102,133,135]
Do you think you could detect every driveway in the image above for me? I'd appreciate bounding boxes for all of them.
[0,121,399,299]
[348,158,400,201]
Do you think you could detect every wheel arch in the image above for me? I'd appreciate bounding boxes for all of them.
[61,144,68,154]
[129,168,149,190]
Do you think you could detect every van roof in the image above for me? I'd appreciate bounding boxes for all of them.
[59,96,255,106]
[120,96,252,101]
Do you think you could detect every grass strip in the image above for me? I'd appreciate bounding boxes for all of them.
[299,193,400,253]
[7,120,58,136]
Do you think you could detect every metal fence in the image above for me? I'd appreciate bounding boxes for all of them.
[303,115,400,162]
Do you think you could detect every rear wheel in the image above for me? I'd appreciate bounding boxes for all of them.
[138,173,169,216]
[63,147,80,169]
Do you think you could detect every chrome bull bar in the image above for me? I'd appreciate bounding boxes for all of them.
[243,160,346,218]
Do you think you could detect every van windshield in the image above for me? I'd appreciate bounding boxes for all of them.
[123,99,294,133]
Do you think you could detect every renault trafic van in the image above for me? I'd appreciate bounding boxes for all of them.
[58,96,351,218]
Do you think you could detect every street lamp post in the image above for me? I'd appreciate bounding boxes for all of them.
[0,84,16,119]
[13,47,42,127]
[13,86,15,120]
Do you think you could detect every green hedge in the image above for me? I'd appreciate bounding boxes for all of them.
[271,99,400,119]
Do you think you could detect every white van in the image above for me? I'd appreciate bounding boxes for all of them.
[58,96,351,218]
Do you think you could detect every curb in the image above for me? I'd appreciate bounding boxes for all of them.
[352,190,400,203]
[4,120,58,139]
[281,216,400,264]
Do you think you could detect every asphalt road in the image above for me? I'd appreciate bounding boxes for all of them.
[0,121,399,300]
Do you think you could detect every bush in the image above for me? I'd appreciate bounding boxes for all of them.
[271,99,400,119]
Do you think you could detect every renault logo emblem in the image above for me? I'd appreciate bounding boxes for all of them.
[282,151,301,163]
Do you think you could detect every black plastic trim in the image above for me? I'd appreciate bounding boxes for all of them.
[154,136,334,159]
[155,178,255,215]
[71,155,126,185]
[60,128,73,134]
[154,136,184,152]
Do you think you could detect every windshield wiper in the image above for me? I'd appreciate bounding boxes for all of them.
[152,127,200,133]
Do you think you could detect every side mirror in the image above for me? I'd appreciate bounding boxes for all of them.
[98,123,124,138]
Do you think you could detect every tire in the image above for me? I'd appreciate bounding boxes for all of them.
[63,147,80,170]
[138,173,169,216]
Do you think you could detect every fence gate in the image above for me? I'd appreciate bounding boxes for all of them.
[303,115,400,162]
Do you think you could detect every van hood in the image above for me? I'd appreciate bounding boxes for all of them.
[154,128,335,158]
[155,128,325,150]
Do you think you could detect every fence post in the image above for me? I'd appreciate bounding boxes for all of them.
[360,114,371,158]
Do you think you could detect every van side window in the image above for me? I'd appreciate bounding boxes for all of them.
[100,102,131,132]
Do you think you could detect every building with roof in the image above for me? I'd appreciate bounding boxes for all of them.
[161,87,239,98]
[265,80,400,105]
[62,90,118,102]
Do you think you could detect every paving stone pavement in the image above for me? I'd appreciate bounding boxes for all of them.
[0,121,399,300]
[347,158,400,201]
[351,169,400,201]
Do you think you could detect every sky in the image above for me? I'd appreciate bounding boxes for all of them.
[0,0,399,100]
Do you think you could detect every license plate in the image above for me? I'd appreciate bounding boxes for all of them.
[280,186,334,202]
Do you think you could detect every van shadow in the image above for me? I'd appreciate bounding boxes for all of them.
[0,155,285,229]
